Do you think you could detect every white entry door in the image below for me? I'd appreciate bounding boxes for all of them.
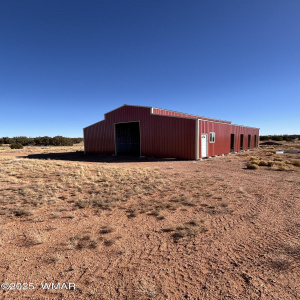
[201,134,208,158]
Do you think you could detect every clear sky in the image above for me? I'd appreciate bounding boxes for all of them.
[1,0,299,137]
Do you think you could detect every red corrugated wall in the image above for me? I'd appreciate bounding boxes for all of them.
[198,120,259,158]
[84,105,196,159]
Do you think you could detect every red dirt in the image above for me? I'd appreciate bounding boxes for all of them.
[0,147,299,299]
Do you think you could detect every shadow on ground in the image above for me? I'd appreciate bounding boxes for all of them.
[19,152,186,163]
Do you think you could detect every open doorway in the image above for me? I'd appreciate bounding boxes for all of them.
[240,134,244,150]
[230,134,235,152]
[115,122,140,156]
[248,135,251,149]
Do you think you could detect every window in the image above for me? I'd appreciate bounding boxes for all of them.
[209,132,215,143]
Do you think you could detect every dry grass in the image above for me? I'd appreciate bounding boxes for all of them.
[163,219,208,242]
[290,159,300,167]
[0,148,176,223]
[246,162,259,169]
[70,235,99,250]
[269,256,291,271]
[246,142,300,171]
[99,226,115,234]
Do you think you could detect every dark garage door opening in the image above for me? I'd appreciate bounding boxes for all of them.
[230,134,235,152]
[115,122,140,156]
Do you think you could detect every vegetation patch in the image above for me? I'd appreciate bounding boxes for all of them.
[163,220,207,242]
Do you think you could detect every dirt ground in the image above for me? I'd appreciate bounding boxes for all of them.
[0,143,299,299]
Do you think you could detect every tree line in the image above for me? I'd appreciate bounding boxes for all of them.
[260,134,300,141]
[0,136,83,148]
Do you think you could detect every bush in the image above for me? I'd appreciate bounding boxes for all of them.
[246,162,259,169]
[34,136,51,146]
[10,142,24,149]
[258,160,269,166]
[291,159,300,167]
[51,136,73,146]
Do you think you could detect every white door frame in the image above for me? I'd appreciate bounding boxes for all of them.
[201,134,208,158]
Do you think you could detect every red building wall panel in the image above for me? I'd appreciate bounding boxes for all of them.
[144,114,196,159]
[84,105,196,159]
[198,120,259,158]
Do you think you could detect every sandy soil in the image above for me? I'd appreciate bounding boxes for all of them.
[0,143,299,299]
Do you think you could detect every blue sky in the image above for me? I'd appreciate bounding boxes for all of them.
[1,0,299,137]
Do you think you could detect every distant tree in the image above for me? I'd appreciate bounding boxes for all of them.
[259,136,270,141]
[10,142,23,149]
[71,138,83,144]
[1,135,83,147]
[51,136,73,146]
[34,136,50,146]
[272,135,283,141]
[2,137,10,144]
[13,136,34,146]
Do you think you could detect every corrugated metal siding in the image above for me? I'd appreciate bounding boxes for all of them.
[152,107,231,124]
[143,115,196,159]
[84,105,196,159]
[84,120,115,154]
[84,105,259,160]
[198,120,259,158]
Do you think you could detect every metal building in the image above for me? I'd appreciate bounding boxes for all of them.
[83,105,259,160]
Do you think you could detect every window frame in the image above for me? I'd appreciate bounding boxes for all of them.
[209,132,215,143]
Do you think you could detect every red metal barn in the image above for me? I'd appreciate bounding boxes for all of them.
[83,105,259,160]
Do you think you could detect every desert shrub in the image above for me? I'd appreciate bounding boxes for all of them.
[248,156,256,160]
[99,226,114,234]
[271,162,290,171]
[170,220,208,242]
[51,136,73,146]
[290,159,300,167]
[258,160,269,166]
[246,162,259,169]
[70,236,98,249]
[273,156,283,162]
[10,142,24,149]
[265,152,274,156]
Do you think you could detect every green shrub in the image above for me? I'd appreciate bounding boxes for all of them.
[51,136,73,146]
[10,142,23,149]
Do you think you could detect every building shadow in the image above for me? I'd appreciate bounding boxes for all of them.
[18,151,186,163]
